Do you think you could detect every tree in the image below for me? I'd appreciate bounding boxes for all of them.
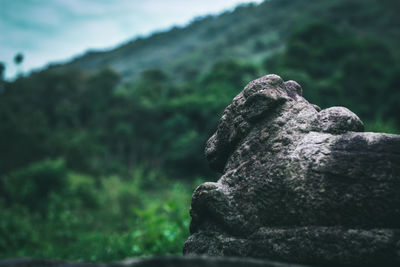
[14,53,24,65]
[14,53,24,76]
[0,62,4,93]
[0,62,5,80]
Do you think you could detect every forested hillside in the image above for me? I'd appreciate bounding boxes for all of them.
[61,0,400,83]
[0,0,399,261]
[2,0,399,178]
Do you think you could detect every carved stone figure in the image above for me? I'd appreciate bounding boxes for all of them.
[184,74,400,266]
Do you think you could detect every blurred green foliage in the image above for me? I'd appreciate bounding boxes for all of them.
[1,158,67,212]
[264,21,400,127]
[0,160,199,261]
[0,59,259,178]
[0,0,399,262]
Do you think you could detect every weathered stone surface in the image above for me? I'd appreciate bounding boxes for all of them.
[184,74,400,266]
[0,256,312,267]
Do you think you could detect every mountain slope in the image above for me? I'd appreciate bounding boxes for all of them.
[58,0,399,83]
[2,0,399,177]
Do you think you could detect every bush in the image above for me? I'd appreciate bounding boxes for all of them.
[0,165,202,261]
[1,158,68,212]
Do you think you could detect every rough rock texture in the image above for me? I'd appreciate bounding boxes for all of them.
[0,256,311,267]
[183,74,400,266]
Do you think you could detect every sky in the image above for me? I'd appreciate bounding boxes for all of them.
[0,0,263,79]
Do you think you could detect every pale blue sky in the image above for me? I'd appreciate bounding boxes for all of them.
[0,0,263,79]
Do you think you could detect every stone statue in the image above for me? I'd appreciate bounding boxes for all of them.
[184,74,400,266]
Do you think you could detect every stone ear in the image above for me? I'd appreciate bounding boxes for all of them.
[313,107,364,134]
[243,89,287,122]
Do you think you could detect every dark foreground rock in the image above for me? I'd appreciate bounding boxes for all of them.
[0,256,311,267]
[183,74,400,266]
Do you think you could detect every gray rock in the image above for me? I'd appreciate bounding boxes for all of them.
[184,74,400,266]
[0,256,312,267]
